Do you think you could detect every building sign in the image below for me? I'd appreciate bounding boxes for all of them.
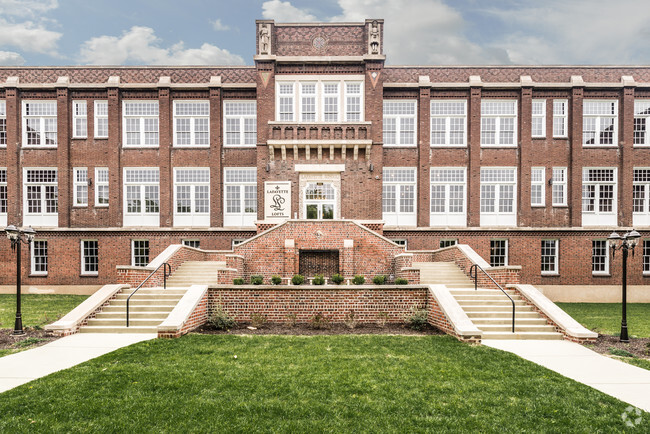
[264,181,291,219]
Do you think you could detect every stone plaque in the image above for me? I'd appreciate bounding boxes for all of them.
[264,181,291,219]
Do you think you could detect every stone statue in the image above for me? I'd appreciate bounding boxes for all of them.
[369,20,380,54]
[259,24,270,55]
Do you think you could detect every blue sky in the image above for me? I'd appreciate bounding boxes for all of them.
[1,0,649,67]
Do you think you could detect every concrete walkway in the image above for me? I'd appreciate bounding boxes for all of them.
[484,340,650,412]
[0,333,156,393]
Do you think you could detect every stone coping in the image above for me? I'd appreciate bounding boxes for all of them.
[158,285,208,334]
[208,284,425,290]
[428,284,483,339]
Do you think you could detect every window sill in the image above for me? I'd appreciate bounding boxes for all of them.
[531,205,546,208]
[29,274,48,278]
[553,136,569,139]
[80,274,98,278]
[173,145,210,149]
[480,145,517,148]
[383,145,417,148]
[552,205,569,208]
[94,137,109,140]
[72,205,88,208]
[224,145,256,148]
[22,146,57,149]
[72,137,88,140]
[541,273,560,277]
[592,273,611,277]
[582,145,618,149]
[95,204,109,208]
[430,145,467,148]
[122,146,159,149]
[531,136,546,139]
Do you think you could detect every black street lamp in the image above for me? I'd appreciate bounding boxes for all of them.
[607,229,641,343]
[4,225,36,336]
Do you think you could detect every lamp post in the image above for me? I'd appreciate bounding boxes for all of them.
[4,225,36,336]
[607,229,641,343]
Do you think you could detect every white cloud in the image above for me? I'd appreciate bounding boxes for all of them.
[0,0,58,17]
[0,18,62,54]
[0,50,25,65]
[262,0,317,22]
[212,19,230,32]
[79,26,245,65]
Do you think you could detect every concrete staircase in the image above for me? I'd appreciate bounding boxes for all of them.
[414,261,474,287]
[165,261,226,287]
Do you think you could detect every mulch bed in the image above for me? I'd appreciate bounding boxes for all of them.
[0,328,59,353]
[587,334,650,359]
[197,322,444,336]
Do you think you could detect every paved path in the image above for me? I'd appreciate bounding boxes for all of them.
[0,333,156,393]
[484,340,650,412]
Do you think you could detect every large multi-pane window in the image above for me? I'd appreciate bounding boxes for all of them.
[430,100,466,147]
[430,167,466,227]
[73,168,88,206]
[583,100,617,146]
[541,240,558,275]
[553,99,568,138]
[300,83,316,122]
[72,101,87,138]
[0,100,6,146]
[95,168,109,207]
[582,168,617,226]
[480,100,517,147]
[94,100,108,138]
[592,240,609,275]
[480,167,517,227]
[22,101,57,147]
[531,167,545,207]
[23,168,58,227]
[490,240,508,267]
[123,168,159,227]
[323,83,339,122]
[383,100,416,146]
[345,82,362,121]
[634,100,650,146]
[174,101,209,147]
[31,240,48,275]
[132,240,149,267]
[643,240,650,275]
[0,168,6,226]
[182,239,200,249]
[174,168,210,227]
[531,99,546,138]
[552,167,567,206]
[278,83,294,121]
[224,101,256,146]
[81,240,98,276]
[224,168,257,227]
[122,101,159,147]
[633,168,650,227]
[382,168,416,227]
[305,183,336,219]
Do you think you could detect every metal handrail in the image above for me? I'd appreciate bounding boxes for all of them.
[469,264,515,333]
[126,262,171,327]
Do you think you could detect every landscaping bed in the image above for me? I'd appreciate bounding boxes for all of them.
[198,322,444,336]
[0,328,58,358]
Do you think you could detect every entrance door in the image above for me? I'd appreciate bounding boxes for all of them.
[304,182,335,219]
[299,250,339,277]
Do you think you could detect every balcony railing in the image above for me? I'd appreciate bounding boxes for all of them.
[267,122,371,142]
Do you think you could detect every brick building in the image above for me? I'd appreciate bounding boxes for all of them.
[0,19,649,289]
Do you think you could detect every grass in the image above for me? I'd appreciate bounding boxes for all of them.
[0,294,88,329]
[0,334,646,432]
[556,303,650,337]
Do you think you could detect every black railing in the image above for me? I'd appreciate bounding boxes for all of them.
[126,263,171,327]
[469,264,515,333]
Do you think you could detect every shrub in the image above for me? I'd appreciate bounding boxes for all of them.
[352,275,365,285]
[377,311,389,328]
[344,310,359,329]
[308,312,330,329]
[372,275,386,285]
[285,313,298,327]
[291,274,305,285]
[250,275,264,285]
[394,278,408,285]
[312,274,325,285]
[250,312,268,328]
[271,275,282,285]
[330,273,344,285]
[609,347,635,358]
[233,278,244,285]
[407,307,428,331]
[208,304,237,330]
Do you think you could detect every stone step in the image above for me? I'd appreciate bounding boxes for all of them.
[465,311,540,319]
[471,317,548,326]
[478,324,557,333]
[102,305,175,313]
[453,294,522,302]
[109,299,182,306]
[481,331,564,340]
[79,326,158,334]
[114,294,184,301]
[449,289,518,296]
[122,289,188,296]
[87,318,163,327]
[456,300,528,307]
[94,312,171,320]
[462,305,534,313]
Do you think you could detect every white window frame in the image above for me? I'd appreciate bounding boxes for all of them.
[95,167,109,207]
[429,167,466,227]
[634,100,650,147]
[224,100,256,147]
[480,167,517,227]
[131,239,149,267]
[382,167,417,227]
[553,99,568,138]
[531,167,545,207]
[633,168,650,227]
[173,167,210,227]
[73,167,88,207]
[582,167,617,227]
[304,182,337,220]
[0,168,6,227]
[541,239,558,275]
[22,100,57,147]
[345,82,362,122]
[480,100,517,147]
[430,100,467,147]
[122,101,159,148]
[81,239,98,276]
[531,99,546,138]
[173,100,209,147]
[224,168,257,227]
[0,100,6,147]
[23,168,58,227]
[592,239,610,275]
[552,167,567,207]
[72,100,87,138]
[94,100,108,139]
[31,239,48,276]
[490,239,508,267]
[182,239,200,249]
[643,240,650,275]
[123,168,160,227]
[383,100,416,147]
[582,100,618,147]
[439,239,457,248]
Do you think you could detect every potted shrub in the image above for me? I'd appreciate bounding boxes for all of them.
[271,275,282,285]
[291,274,305,285]
[352,275,365,285]
[233,278,244,285]
[330,273,344,285]
[395,278,408,285]
[372,275,386,285]
[312,274,325,285]
[250,275,264,285]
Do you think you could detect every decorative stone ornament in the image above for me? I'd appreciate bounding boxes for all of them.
[259,23,271,55]
[312,36,327,50]
[369,20,380,54]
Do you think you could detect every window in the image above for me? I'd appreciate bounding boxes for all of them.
[490,240,508,267]
[345,82,362,121]
[300,83,316,122]
[224,101,256,146]
[583,100,617,146]
[224,168,257,227]
[430,100,466,147]
[122,101,159,147]
[531,99,546,138]
[132,240,149,267]
[323,83,339,122]
[0,100,6,146]
[23,168,58,227]
[81,240,98,276]
[439,239,457,248]
[430,167,466,227]
[391,239,408,248]
[383,100,416,146]
[480,167,517,227]
[182,239,200,249]
[73,168,88,206]
[278,83,294,121]
[232,239,246,249]
[592,240,609,275]
[22,101,57,147]
[174,101,209,147]
[72,101,87,138]
[304,183,336,219]
[123,168,159,227]
[541,240,558,275]
[582,168,617,226]
[0,168,6,226]
[633,168,650,227]
[95,168,109,207]
[174,168,210,227]
[94,100,108,138]
[634,100,650,146]
[553,99,568,138]
[531,167,545,207]
[552,167,567,206]
[31,240,48,275]
[382,168,416,227]
[644,240,650,275]
[481,100,517,147]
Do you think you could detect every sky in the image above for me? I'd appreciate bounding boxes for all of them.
[1,0,650,67]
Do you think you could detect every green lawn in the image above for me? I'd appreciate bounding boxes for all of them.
[0,334,646,432]
[556,303,650,338]
[0,294,88,329]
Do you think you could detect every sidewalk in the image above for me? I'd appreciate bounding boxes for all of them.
[0,333,156,393]
[484,340,650,413]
